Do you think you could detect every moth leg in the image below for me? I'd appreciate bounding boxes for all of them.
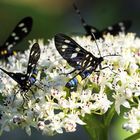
[100,65,118,74]
[99,66,109,71]
[24,92,30,101]
[34,84,44,91]
[21,94,26,107]
[95,65,118,74]
[29,88,36,100]
[35,80,47,90]
[20,92,29,107]
[12,89,20,105]
[60,69,77,76]
[106,66,118,75]
[71,69,85,79]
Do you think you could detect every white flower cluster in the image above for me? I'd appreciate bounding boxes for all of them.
[123,103,140,133]
[0,33,140,135]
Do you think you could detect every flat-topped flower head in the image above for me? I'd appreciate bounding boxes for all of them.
[0,33,140,135]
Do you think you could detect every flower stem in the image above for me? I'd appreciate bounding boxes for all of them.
[82,105,116,140]
[104,104,115,127]
[83,114,108,140]
[124,132,140,140]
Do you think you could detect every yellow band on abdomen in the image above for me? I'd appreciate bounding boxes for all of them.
[76,75,82,83]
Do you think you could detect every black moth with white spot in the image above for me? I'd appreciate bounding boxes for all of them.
[73,3,132,40]
[0,17,33,59]
[54,33,110,89]
[0,43,40,98]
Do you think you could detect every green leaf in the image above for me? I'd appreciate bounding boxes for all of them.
[124,132,140,140]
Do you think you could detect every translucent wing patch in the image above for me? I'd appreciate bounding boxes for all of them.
[101,20,132,36]
[0,43,40,90]
[1,17,33,51]
[55,33,98,70]
[0,68,26,87]
[73,3,132,39]
[83,25,101,39]
[27,43,41,76]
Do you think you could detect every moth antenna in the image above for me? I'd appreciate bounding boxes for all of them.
[73,3,87,28]
[91,32,102,57]
[103,54,121,58]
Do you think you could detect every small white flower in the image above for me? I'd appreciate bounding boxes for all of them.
[123,103,140,133]
[64,121,77,132]
[38,121,45,130]
[113,92,130,114]
[0,33,140,136]
[63,113,85,132]
[92,88,113,113]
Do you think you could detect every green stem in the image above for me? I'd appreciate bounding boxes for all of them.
[124,132,140,140]
[82,105,116,140]
[104,104,115,127]
[83,114,108,140]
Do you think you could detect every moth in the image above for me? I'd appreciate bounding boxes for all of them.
[0,43,40,100]
[54,33,117,89]
[73,3,132,40]
[0,17,33,59]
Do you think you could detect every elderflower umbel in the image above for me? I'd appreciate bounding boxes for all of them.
[0,33,140,135]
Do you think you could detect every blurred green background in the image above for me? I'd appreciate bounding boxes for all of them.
[0,0,139,140]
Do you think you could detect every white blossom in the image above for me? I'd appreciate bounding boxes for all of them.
[0,33,140,135]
